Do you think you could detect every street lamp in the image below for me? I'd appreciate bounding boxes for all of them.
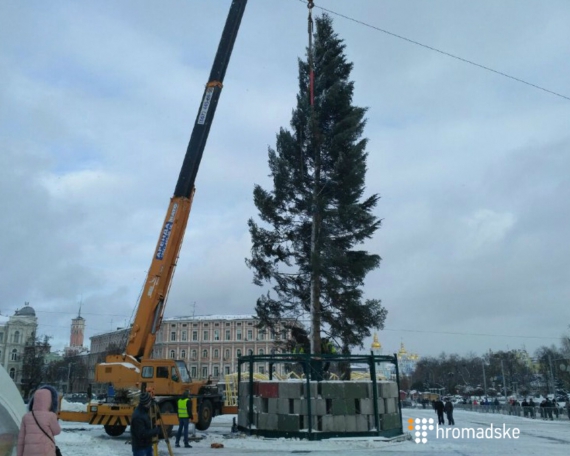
[481,360,488,397]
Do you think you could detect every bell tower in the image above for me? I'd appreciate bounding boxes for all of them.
[70,304,85,349]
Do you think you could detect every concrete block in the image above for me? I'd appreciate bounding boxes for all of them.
[238,393,249,411]
[333,415,346,432]
[376,399,385,414]
[355,414,368,432]
[237,409,248,427]
[302,381,318,398]
[368,414,380,431]
[381,412,401,431]
[360,398,374,415]
[258,382,279,398]
[378,381,398,398]
[300,415,321,431]
[253,396,263,413]
[384,398,397,414]
[267,398,278,414]
[331,398,347,415]
[321,382,345,399]
[294,398,326,416]
[277,414,300,432]
[279,381,302,399]
[257,413,278,430]
[344,382,369,399]
[344,415,357,432]
[279,398,296,414]
[322,415,335,432]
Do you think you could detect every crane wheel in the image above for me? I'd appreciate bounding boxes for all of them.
[104,424,126,437]
[196,399,213,431]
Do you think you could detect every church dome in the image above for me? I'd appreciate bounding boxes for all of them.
[371,333,382,349]
[16,304,36,317]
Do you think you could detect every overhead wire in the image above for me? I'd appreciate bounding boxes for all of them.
[300,0,570,102]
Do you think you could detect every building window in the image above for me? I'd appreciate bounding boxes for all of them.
[181,349,186,359]
[201,366,208,378]
[213,365,219,377]
[236,349,242,358]
[225,330,231,341]
[281,329,287,339]
[181,331,187,341]
[170,331,176,342]
[225,323,230,326]
[247,330,253,341]
[259,349,264,355]
[191,366,197,378]
[191,350,197,360]
[13,331,20,344]
[9,368,15,379]
[258,330,265,341]
[248,349,253,356]
[214,349,219,359]
[11,349,18,361]
[225,366,230,375]
[203,330,209,341]
[259,365,265,374]
[214,330,220,341]
[202,349,208,359]
[236,329,242,341]
[224,349,230,360]
[170,350,175,359]
[192,331,198,341]
[0,332,3,343]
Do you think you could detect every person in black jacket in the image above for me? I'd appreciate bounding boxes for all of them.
[434,398,445,425]
[131,392,161,456]
[444,398,455,425]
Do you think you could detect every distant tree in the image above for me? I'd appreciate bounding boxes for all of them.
[21,334,51,399]
[246,13,386,355]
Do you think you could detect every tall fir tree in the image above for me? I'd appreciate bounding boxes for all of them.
[246,14,386,355]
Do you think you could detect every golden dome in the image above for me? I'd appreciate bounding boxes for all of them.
[398,342,407,355]
[371,333,382,349]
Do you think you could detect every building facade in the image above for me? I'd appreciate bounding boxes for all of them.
[0,303,38,388]
[153,315,294,380]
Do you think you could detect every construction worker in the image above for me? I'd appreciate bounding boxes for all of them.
[322,338,337,374]
[175,391,193,448]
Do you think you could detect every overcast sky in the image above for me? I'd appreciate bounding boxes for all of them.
[1,0,569,358]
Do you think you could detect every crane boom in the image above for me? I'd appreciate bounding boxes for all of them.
[125,0,248,360]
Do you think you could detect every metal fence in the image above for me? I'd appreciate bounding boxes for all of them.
[453,403,570,421]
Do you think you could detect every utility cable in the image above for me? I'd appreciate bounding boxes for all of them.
[301,0,570,102]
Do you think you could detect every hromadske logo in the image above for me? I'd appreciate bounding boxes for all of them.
[408,417,434,444]
[408,417,521,443]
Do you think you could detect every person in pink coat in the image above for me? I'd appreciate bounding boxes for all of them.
[17,388,61,456]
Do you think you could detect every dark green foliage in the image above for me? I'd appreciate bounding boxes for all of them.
[246,14,386,351]
[21,334,51,399]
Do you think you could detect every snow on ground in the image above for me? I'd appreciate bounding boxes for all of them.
[56,408,570,456]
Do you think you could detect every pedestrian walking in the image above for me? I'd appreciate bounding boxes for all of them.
[175,391,193,448]
[444,398,455,425]
[130,392,162,456]
[17,387,62,456]
[434,398,445,425]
